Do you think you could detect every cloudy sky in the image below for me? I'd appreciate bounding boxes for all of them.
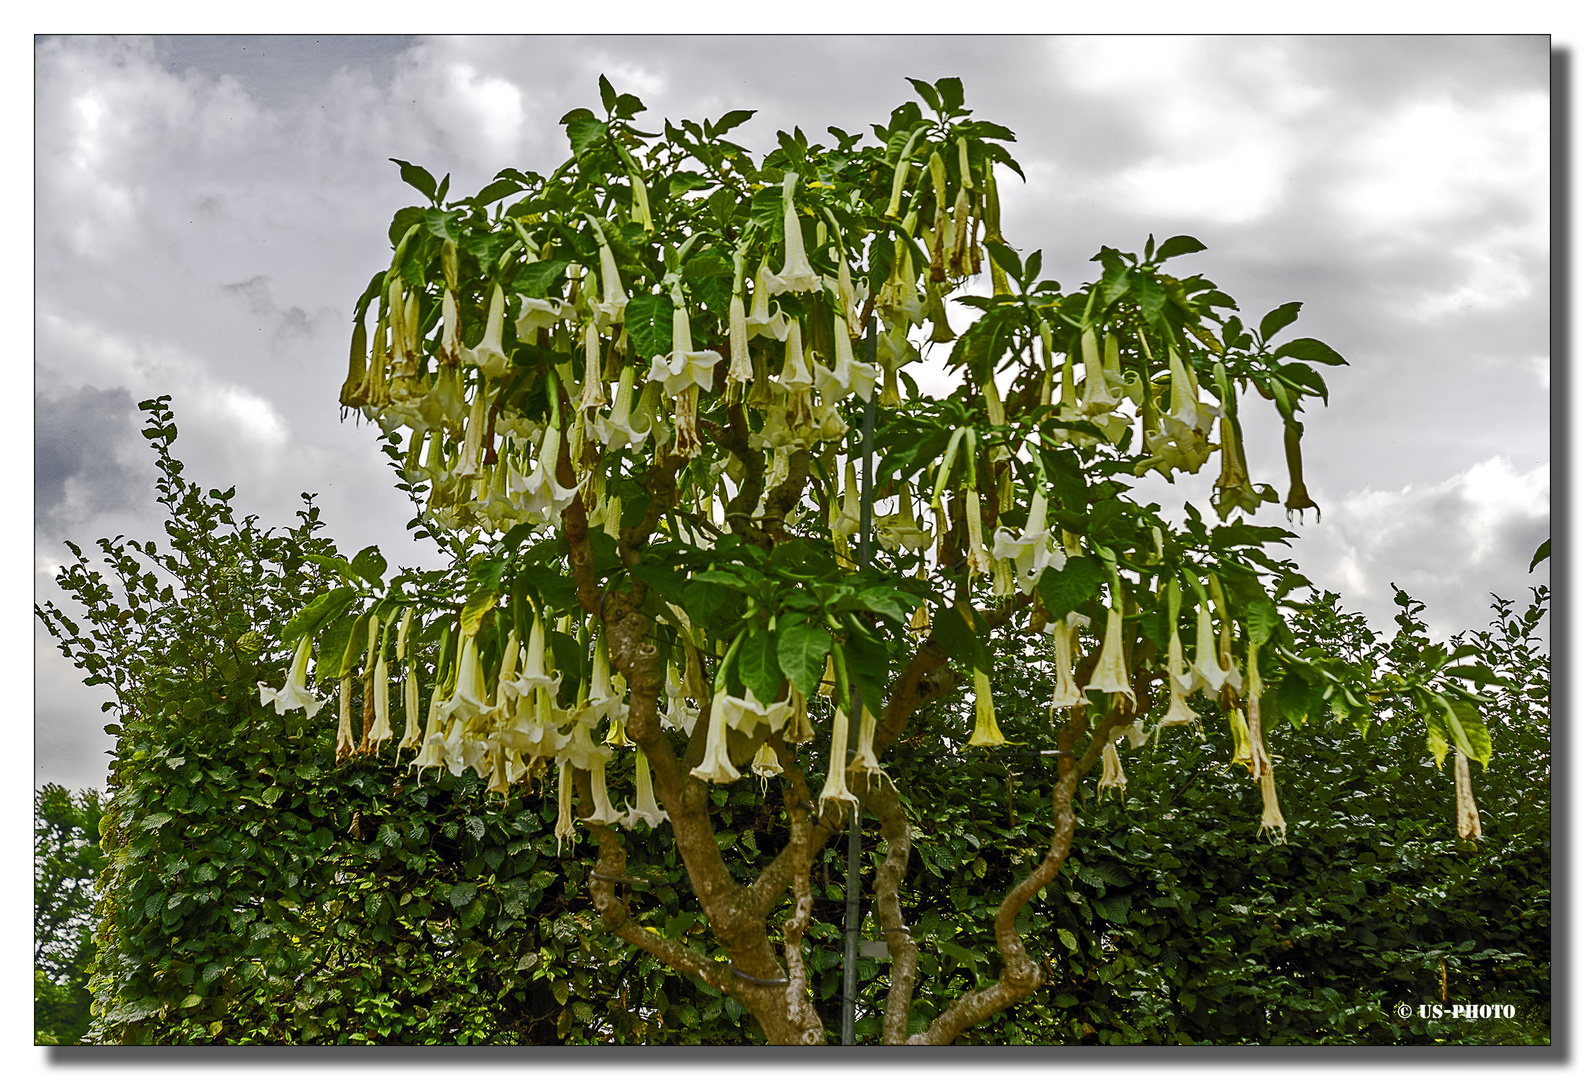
[32,35,1551,794]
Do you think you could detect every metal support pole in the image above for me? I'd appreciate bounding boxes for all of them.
[841,319,879,1046]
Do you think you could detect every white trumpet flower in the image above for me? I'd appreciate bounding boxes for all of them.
[1049,615,1084,711]
[991,489,1065,594]
[766,192,821,294]
[818,700,859,813]
[258,635,325,718]
[465,283,512,379]
[715,687,792,740]
[966,666,1005,748]
[1084,606,1137,706]
[516,296,573,340]
[812,314,878,403]
[691,698,742,785]
[581,754,624,826]
[624,747,669,829]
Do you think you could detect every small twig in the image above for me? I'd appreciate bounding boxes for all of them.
[731,965,791,988]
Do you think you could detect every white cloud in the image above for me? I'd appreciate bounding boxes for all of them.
[1337,91,1548,236]
[1290,456,1548,640]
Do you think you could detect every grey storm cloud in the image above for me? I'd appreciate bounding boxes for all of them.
[34,384,146,541]
[33,35,1550,794]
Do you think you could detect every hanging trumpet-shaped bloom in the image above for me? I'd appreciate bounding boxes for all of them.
[751,742,784,792]
[965,483,992,579]
[515,296,573,341]
[587,631,627,725]
[368,652,394,749]
[646,305,720,397]
[398,665,422,755]
[746,260,791,341]
[581,754,625,827]
[505,611,561,700]
[1078,328,1123,415]
[818,699,859,814]
[691,697,742,785]
[1227,706,1254,768]
[624,747,669,829]
[715,687,792,740]
[812,314,878,404]
[1212,415,1278,520]
[966,666,1005,748]
[782,687,815,744]
[991,489,1064,595]
[766,182,822,295]
[579,323,609,411]
[850,704,886,774]
[831,460,861,546]
[1257,769,1287,842]
[1282,422,1320,523]
[590,224,628,328]
[258,635,326,718]
[510,422,582,523]
[1084,605,1137,707]
[726,290,752,393]
[411,693,448,780]
[554,761,577,854]
[588,364,652,451]
[464,283,512,379]
[439,636,491,725]
[875,480,933,553]
[1097,741,1127,800]
[439,289,463,367]
[1049,615,1084,712]
[1187,603,1230,697]
[334,675,358,762]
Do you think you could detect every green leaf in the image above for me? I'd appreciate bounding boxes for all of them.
[1529,538,1550,572]
[1155,235,1207,261]
[709,109,756,137]
[1259,301,1303,342]
[1245,598,1281,648]
[423,207,464,243]
[460,592,497,638]
[1273,337,1347,367]
[283,587,357,644]
[349,546,387,588]
[563,111,607,156]
[450,882,478,909]
[906,78,941,113]
[625,293,673,362]
[389,158,437,202]
[518,259,570,299]
[777,621,832,698]
[1444,696,1492,768]
[471,177,524,206]
[736,627,783,704]
[261,786,283,807]
[1037,556,1108,620]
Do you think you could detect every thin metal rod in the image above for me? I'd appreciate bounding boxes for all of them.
[841,318,879,1047]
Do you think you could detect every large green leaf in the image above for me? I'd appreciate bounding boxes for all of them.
[735,627,783,704]
[777,620,831,698]
[1259,301,1303,342]
[1273,337,1347,367]
[283,587,357,645]
[625,293,673,362]
[1037,556,1108,620]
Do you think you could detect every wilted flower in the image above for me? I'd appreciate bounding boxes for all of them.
[1454,747,1482,841]
[258,635,325,718]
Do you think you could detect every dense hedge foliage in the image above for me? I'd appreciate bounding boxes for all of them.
[38,403,1547,1044]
